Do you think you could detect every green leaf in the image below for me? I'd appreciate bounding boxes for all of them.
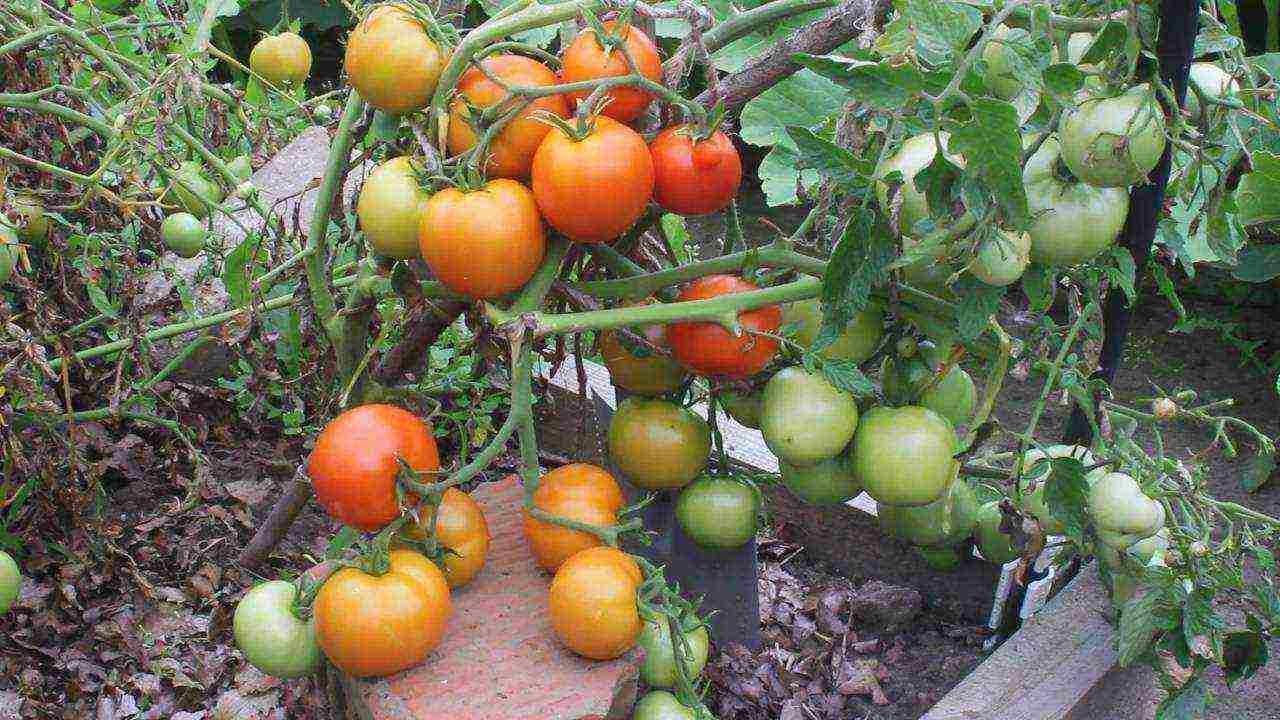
[1231,245,1280,282]
[797,55,948,112]
[1021,264,1055,313]
[1249,53,1280,80]
[186,0,240,50]
[1118,589,1165,666]
[1223,631,1269,686]
[1181,591,1223,657]
[785,126,873,191]
[757,144,820,206]
[370,111,401,143]
[817,358,876,398]
[915,150,963,227]
[1195,24,1242,57]
[1042,63,1084,99]
[1081,21,1129,65]
[478,0,557,46]
[952,276,1001,341]
[822,210,895,326]
[223,237,254,307]
[740,71,844,205]
[1241,450,1277,493]
[948,98,1028,225]
[1154,676,1209,720]
[660,214,691,265]
[903,0,982,68]
[1235,151,1280,227]
[1106,247,1137,305]
[1203,211,1244,265]
[86,282,119,319]
[1043,456,1090,541]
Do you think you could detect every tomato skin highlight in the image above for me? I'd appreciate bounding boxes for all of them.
[607,397,711,491]
[308,404,440,532]
[666,275,782,379]
[358,156,431,260]
[650,126,742,216]
[447,55,569,179]
[233,580,322,678]
[548,546,643,660]
[314,549,452,677]
[523,464,625,572]
[531,116,654,243]
[418,178,546,299]
[344,5,445,115]
[561,21,662,122]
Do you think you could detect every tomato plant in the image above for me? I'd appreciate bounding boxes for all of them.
[314,549,452,678]
[607,397,710,491]
[233,580,322,678]
[168,160,223,218]
[779,453,862,506]
[344,4,444,115]
[850,406,957,507]
[675,476,758,550]
[667,275,781,378]
[650,125,742,216]
[874,132,964,235]
[783,298,885,364]
[308,404,440,532]
[1023,137,1129,266]
[358,156,432,261]
[1060,92,1167,188]
[418,179,546,299]
[11,195,48,245]
[597,309,688,396]
[530,115,654,242]
[548,545,642,660]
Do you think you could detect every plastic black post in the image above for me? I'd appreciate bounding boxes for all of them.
[1062,0,1202,444]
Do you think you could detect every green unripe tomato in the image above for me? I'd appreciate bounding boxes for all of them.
[779,452,862,505]
[0,227,19,286]
[607,397,710,491]
[1185,62,1238,122]
[637,617,710,688]
[161,212,207,258]
[1128,527,1170,565]
[879,485,959,547]
[851,406,957,507]
[1023,137,1129,266]
[169,160,225,218]
[0,550,21,615]
[719,390,764,429]
[1017,444,1101,535]
[874,132,965,236]
[982,26,1030,100]
[234,580,321,678]
[1060,91,1167,188]
[975,501,1020,564]
[970,229,1031,287]
[313,103,335,121]
[916,545,963,571]
[227,155,253,182]
[12,195,50,245]
[919,365,976,427]
[760,366,859,467]
[676,477,758,550]
[782,298,885,364]
[1089,472,1165,550]
[633,690,696,720]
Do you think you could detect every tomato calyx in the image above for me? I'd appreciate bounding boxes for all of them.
[384,0,455,51]
[581,6,635,56]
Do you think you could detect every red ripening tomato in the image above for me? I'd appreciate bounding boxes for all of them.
[650,125,742,216]
[531,115,654,243]
[561,20,662,122]
[308,404,440,532]
[667,275,782,379]
[447,54,569,179]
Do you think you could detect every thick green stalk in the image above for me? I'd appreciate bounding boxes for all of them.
[700,0,836,53]
[573,243,826,299]
[308,92,366,337]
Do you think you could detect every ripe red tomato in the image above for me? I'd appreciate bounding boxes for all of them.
[561,20,662,122]
[308,404,440,532]
[531,115,653,242]
[418,179,546,299]
[667,275,782,379]
[650,125,742,216]
[447,54,569,179]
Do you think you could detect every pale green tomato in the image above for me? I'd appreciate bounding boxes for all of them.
[233,580,322,678]
[919,364,976,428]
[249,32,313,86]
[975,501,1020,564]
[637,618,710,688]
[1185,62,1238,121]
[874,132,965,236]
[1089,472,1165,550]
[779,452,862,505]
[719,390,764,429]
[970,229,1030,287]
[1060,91,1167,187]
[851,406,957,507]
[1024,137,1129,265]
[633,690,696,720]
[161,212,207,258]
[760,366,858,467]
[0,227,18,285]
[783,298,885,364]
[169,160,225,218]
[1018,444,1102,535]
[0,550,21,615]
[982,26,1030,100]
[13,195,49,245]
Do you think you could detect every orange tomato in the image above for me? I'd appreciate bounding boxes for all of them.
[522,464,625,572]
[598,310,688,396]
[418,178,546,299]
[308,404,440,532]
[667,275,782,379]
[561,20,662,122]
[344,5,445,115]
[314,549,451,677]
[549,546,643,660]
[650,125,742,216]
[447,54,570,179]
[408,488,490,589]
[530,116,653,243]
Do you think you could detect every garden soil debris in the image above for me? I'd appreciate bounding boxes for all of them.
[706,560,987,720]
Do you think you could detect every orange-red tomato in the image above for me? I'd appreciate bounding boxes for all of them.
[407,488,490,589]
[447,54,570,179]
[650,125,742,216]
[418,179,546,299]
[522,464,625,572]
[308,404,440,532]
[549,546,643,659]
[344,5,444,115]
[667,275,782,379]
[531,116,653,243]
[314,549,451,677]
[561,20,662,122]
